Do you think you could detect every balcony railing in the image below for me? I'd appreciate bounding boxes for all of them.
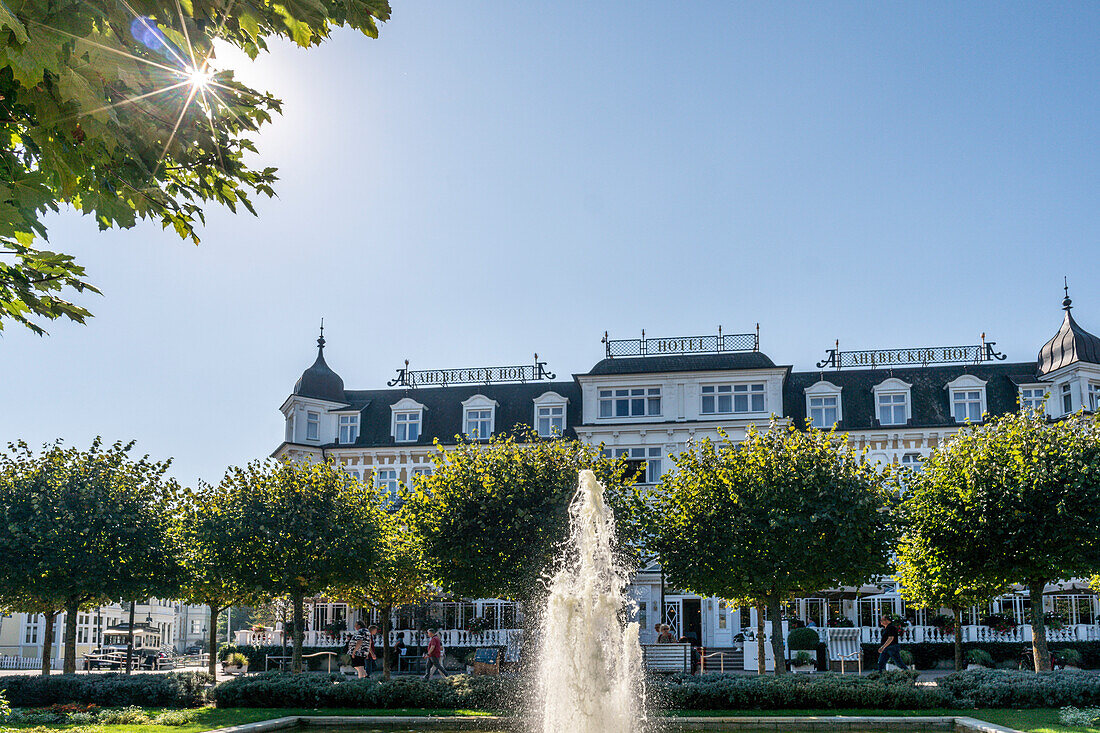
[857,624,1100,644]
[234,628,523,650]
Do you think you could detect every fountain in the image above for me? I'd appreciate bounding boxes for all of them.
[536,469,645,733]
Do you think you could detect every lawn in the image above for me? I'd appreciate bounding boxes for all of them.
[3,707,1097,733]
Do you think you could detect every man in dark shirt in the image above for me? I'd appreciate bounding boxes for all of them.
[877,614,908,671]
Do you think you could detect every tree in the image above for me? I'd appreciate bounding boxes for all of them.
[336,503,432,680]
[651,423,897,674]
[178,481,260,676]
[0,0,389,334]
[907,410,1100,671]
[896,466,1006,670]
[0,439,180,674]
[404,431,641,603]
[217,459,382,673]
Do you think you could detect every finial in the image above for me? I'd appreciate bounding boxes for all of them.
[317,318,326,349]
[1063,277,1072,311]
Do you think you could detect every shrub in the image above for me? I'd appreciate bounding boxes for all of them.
[152,709,199,726]
[939,669,1100,708]
[1060,706,1100,727]
[1060,648,1085,668]
[899,649,915,667]
[94,705,151,724]
[787,627,820,650]
[0,689,9,722]
[225,653,249,667]
[0,672,212,708]
[966,649,995,668]
[793,651,814,666]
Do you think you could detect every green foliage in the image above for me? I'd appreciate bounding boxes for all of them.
[651,421,896,671]
[0,671,212,708]
[966,648,995,668]
[0,689,9,722]
[786,627,821,650]
[938,669,1100,708]
[899,649,916,667]
[1061,706,1100,727]
[405,431,642,601]
[0,0,389,333]
[793,650,814,666]
[1061,648,1086,668]
[211,671,517,710]
[224,652,249,667]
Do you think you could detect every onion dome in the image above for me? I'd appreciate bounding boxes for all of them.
[1037,282,1100,375]
[294,321,345,402]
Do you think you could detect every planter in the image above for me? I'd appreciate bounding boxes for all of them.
[966,663,984,670]
[791,664,815,674]
[223,664,248,674]
[340,665,355,675]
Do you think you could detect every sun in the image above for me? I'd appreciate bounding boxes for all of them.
[186,65,212,89]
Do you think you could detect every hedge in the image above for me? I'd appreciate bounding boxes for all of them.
[0,672,213,708]
[938,669,1100,708]
[212,672,515,710]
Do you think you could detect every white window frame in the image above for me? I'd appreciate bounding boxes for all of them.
[602,446,663,485]
[285,413,295,442]
[597,386,662,419]
[1062,382,1074,414]
[338,413,359,444]
[1090,382,1100,413]
[390,398,427,443]
[462,394,498,440]
[409,466,432,487]
[946,375,988,424]
[803,380,843,428]
[394,412,421,442]
[305,411,320,441]
[1019,386,1048,413]
[533,391,569,437]
[701,383,766,415]
[872,378,912,427]
[375,468,399,496]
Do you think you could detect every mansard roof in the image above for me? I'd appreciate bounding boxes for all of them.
[1038,293,1100,375]
[581,351,778,377]
[327,381,581,448]
[784,362,1037,430]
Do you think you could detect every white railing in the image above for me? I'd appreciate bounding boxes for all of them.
[0,656,63,670]
[235,628,525,650]
[856,623,1100,644]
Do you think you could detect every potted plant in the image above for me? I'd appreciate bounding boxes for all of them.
[899,649,916,668]
[981,614,1017,634]
[338,653,355,675]
[467,617,492,635]
[826,614,854,628]
[222,652,249,674]
[323,619,347,638]
[1058,648,1084,670]
[965,648,994,669]
[251,624,267,633]
[791,650,815,673]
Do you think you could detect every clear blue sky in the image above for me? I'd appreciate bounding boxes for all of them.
[4,1,1099,486]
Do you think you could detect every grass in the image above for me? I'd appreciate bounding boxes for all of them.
[4,707,1098,733]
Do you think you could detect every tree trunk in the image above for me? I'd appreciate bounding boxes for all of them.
[40,611,56,676]
[755,601,766,675]
[207,604,222,677]
[382,603,393,680]
[1028,579,1050,672]
[125,602,136,674]
[767,593,787,675]
[63,599,80,675]
[291,589,305,674]
[952,607,963,671]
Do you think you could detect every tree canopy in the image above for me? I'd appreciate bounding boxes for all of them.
[651,423,897,673]
[216,458,383,672]
[404,432,641,603]
[0,0,389,334]
[905,409,1100,671]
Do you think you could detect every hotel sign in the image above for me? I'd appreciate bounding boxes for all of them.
[816,342,1007,369]
[388,357,556,387]
[604,327,759,358]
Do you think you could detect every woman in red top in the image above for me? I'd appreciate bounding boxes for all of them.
[423,628,447,680]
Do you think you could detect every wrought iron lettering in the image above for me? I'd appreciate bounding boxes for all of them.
[388,357,555,387]
[816,342,1007,369]
[603,327,759,358]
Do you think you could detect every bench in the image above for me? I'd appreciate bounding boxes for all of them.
[641,643,692,673]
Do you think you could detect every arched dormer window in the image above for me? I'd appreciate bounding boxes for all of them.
[803,380,843,428]
[533,391,569,437]
[390,397,427,443]
[872,377,912,427]
[462,394,498,440]
[945,374,988,424]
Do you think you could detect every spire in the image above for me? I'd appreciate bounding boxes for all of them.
[318,318,326,351]
[1063,277,1072,311]
[293,319,345,402]
[1038,280,1100,375]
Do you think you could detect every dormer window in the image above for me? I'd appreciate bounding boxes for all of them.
[306,411,320,441]
[462,395,498,439]
[533,391,569,437]
[872,378,912,427]
[702,383,765,415]
[946,375,988,424]
[804,380,843,428]
[338,414,359,444]
[1062,383,1074,414]
[1020,387,1047,412]
[390,397,427,443]
[598,387,661,418]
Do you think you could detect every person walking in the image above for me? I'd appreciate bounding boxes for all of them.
[348,620,377,679]
[876,614,908,671]
[423,628,447,680]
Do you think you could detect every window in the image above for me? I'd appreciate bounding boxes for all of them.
[598,387,661,418]
[465,409,493,439]
[877,393,907,425]
[285,413,295,442]
[537,405,565,436]
[603,447,663,484]
[375,469,399,496]
[1062,383,1073,414]
[409,466,432,487]
[901,452,923,470]
[305,411,320,441]
[1020,387,1047,412]
[1090,383,1100,412]
[809,395,839,428]
[952,390,983,423]
[338,414,359,444]
[190,619,201,635]
[394,411,421,442]
[24,615,39,644]
[701,383,765,414]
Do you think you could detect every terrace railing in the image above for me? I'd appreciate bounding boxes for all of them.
[234,627,524,651]
[856,624,1100,644]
